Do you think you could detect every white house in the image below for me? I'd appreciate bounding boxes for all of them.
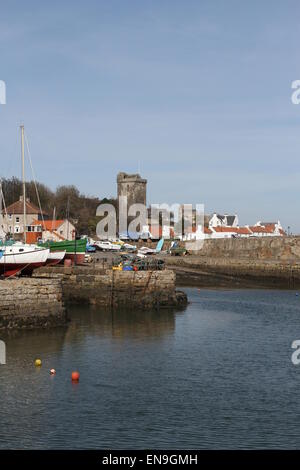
[206,215,285,239]
[209,213,239,229]
[181,225,213,241]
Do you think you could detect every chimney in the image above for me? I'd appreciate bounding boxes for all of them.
[19,195,30,202]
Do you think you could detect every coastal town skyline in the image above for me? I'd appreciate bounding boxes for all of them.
[1,1,300,231]
[0,171,288,237]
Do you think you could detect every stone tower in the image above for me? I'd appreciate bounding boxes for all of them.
[117,172,147,208]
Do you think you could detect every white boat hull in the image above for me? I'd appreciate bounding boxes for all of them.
[46,250,66,266]
[94,241,121,251]
[0,245,50,277]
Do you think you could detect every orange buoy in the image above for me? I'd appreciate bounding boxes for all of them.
[50,369,56,375]
[71,371,80,382]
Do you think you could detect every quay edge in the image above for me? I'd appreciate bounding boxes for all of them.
[33,265,188,309]
[0,278,67,330]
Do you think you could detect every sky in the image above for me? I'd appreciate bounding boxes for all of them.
[1,0,300,231]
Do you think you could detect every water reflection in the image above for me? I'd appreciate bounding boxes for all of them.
[2,289,299,449]
[0,305,183,382]
[66,306,180,341]
[1,327,68,365]
[0,303,185,449]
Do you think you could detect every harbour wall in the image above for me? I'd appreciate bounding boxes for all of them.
[0,278,66,329]
[161,237,300,289]
[164,256,300,288]
[34,266,187,308]
[186,236,300,261]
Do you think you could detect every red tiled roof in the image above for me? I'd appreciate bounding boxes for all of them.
[261,223,276,230]
[32,219,64,230]
[4,199,48,216]
[213,226,239,233]
[249,226,274,233]
[236,227,252,235]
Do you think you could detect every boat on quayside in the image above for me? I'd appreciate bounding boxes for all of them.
[0,244,50,277]
[39,239,87,264]
[45,250,66,266]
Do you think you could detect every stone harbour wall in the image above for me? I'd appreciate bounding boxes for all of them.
[154,236,300,289]
[187,236,300,261]
[163,255,300,289]
[34,266,187,308]
[0,278,66,329]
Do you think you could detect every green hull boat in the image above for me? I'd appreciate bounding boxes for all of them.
[39,239,87,264]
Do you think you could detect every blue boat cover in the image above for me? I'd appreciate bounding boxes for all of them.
[156,238,164,253]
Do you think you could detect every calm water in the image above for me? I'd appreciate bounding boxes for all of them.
[1,288,300,449]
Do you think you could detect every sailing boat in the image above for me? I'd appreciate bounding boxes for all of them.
[0,243,49,277]
[0,125,50,277]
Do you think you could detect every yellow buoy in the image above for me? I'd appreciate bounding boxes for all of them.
[34,359,42,367]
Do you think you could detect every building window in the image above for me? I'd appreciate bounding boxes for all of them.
[16,217,20,223]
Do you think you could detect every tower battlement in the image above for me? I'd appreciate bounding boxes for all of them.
[117,172,147,207]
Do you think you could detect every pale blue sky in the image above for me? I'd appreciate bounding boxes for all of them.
[1,0,300,230]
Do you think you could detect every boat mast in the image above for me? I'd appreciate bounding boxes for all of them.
[66,196,70,239]
[0,179,2,239]
[0,181,8,237]
[0,179,2,217]
[51,207,56,232]
[21,125,26,243]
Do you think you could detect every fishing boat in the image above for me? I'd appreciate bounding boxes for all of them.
[0,244,50,277]
[39,238,87,264]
